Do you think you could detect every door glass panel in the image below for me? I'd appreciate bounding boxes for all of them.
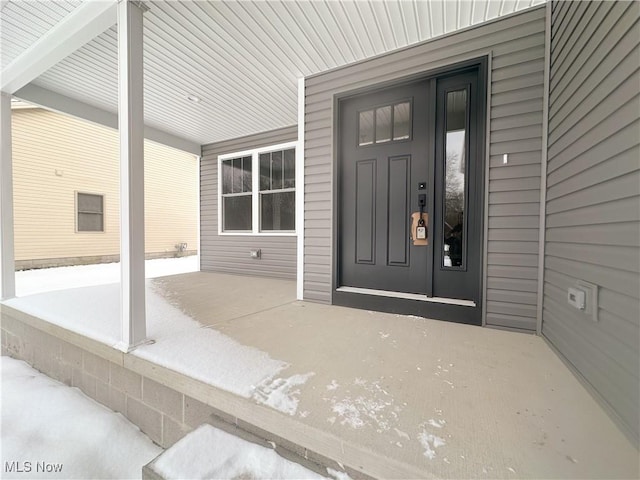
[375,105,392,143]
[359,110,374,146]
[393,102,410,140]
[443,89,467,268]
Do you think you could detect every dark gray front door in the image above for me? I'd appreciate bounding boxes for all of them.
[339,80,430,294]
[337,66,485,324]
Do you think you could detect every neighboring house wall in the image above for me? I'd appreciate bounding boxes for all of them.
[542,0,639,443]
[304,6,546,331]
[200,126,297,279]
[12,108,198,269]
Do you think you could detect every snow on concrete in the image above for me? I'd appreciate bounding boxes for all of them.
[417,421,446,460]
[253,372,316,416]
[324,378,403,433]
[1,356,161,479]
[15,256,198,297]
[6,259,314,413]
[152,424,325,479]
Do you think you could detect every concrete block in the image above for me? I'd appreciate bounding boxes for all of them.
[110,363,142,399]
[83,351,110,382]
[71,368,83,388]
[32,335,61,380]
[108,389,126,416]
[96,379,110,407]
[162,414,191,448]
[61,342,83,369]
[59,363,73,386]
[80,371,97,399]
[184,395,236,428]
[127,397,162,446]
[143,378,183,422]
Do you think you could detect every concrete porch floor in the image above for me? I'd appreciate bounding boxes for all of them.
[151,271,638,479]
[3,270,638,479]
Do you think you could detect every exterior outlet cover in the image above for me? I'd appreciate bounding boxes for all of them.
[250,249,261,259]
[576,280,599,322]
[567,287,586,310]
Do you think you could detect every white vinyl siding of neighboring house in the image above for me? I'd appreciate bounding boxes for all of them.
[12,107,198,267]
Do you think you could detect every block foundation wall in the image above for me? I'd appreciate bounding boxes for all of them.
[0,308,228,449]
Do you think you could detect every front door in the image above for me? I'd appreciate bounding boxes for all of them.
[336,65,485,325]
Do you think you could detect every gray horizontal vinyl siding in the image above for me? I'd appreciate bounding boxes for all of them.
[543,0,639,443]
[304,6,546,331]
[200,126,298,279]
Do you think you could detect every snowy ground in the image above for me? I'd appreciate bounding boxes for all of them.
[152,424,334,480]
[1,358,346,480]
[7,257,313,415]
[1,356,161,479]
[15,256,199,297]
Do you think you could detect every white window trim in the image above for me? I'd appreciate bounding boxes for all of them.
[218,141,298,236]
[75,191,106,234]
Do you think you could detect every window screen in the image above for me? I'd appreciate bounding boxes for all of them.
[77,193,104,232]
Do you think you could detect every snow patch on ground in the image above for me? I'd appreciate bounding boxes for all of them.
[326,380,340,391]
[324,378,402,433]
[427,418,446,429]
[326,467,353,480]
[6,262,313,409]
[152,424,324,479]
[15,256,198,296]
[417,421,447,460]
[1,357,161,479]
[252,372,315,416]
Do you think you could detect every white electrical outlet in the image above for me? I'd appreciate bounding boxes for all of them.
[567,281,599,322]
[567,287,586,310]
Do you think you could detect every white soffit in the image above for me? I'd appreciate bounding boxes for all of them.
[2,0,546,147]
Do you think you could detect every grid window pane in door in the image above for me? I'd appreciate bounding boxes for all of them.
[393,102,411,140]
[375,106,392,143]
[359,110,374,146]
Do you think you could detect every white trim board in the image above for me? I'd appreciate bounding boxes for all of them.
[296,77,305,301]
[336,286,476,307]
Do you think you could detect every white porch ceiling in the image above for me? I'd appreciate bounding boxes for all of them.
[1,0,546,149]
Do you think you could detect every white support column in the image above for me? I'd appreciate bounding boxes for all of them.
[296,77,305,300]
[118,0,146,351]
[0,93,16,300]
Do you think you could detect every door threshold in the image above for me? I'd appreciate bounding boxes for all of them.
[336,286,476,307]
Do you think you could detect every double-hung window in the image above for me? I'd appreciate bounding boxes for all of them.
[219,142,296,234]
[76,192,104,232]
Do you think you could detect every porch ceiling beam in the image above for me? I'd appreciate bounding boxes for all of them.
[13,84,201,156]
[1,0,118,95]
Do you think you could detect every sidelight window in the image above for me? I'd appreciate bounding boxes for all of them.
[442,89,468,268]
